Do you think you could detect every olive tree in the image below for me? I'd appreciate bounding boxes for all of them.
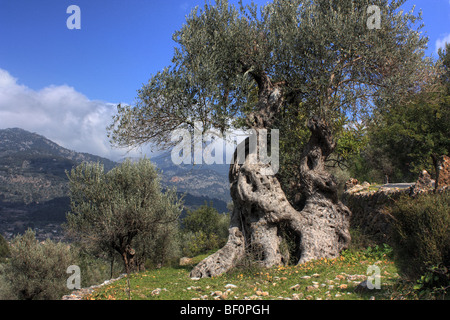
[65,159,182,274]
[108,0,429,277]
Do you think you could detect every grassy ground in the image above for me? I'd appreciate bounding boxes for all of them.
[85,246,404,301]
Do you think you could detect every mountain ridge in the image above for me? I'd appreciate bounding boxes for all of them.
[0,128,229,240]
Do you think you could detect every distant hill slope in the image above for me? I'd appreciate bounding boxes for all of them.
[0,128,229,240]
[149,152,231,204]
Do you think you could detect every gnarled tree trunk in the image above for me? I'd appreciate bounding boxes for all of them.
[190,117,351,278]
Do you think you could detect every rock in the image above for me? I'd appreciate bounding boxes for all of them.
[180,257,193,266]
[225,284,237,289]
[151,288,162,296]
[410,170,435,197]
[437,155,450,190]
[306,285,318,292]
[345,178,359,191]
[290,284,301,290]
[292,293,303,300]
[335,274,346,281]
[354,280,372,293]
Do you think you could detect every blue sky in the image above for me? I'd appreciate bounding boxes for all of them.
[0,0,449,160]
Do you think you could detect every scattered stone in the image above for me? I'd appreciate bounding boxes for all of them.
[179,257,193,266]
[300,275,311,279]
[292,293,304,300]
[62,274,126,300]
[437,155,450,189]
[187,286,201,291]
[339,284,348,290]
[312,273,320,278]
[151,288,162,296]
[347,274,366,281]
[290,284,301,290]
[306,285,318,292]
[225,284,237,289]
[354,280,371,293]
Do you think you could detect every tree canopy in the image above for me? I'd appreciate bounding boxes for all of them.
[109,0,429,153]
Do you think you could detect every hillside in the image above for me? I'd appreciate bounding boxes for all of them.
[149,152,231,204]
[0,128,229,240]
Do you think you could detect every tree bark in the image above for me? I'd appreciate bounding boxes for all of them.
[190,117,351,278]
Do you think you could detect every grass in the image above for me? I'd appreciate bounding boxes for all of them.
[85,246,402,301]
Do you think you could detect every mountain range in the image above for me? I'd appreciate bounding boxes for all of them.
[0,128,230,240]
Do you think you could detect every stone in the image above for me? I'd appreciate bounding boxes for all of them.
[345,178,359,191]
[292,293,303,300]
[180,257,193,266]
[151,288,162,296]
[437,155,450,190]
[410,170,435,197]
[290,284,301,290]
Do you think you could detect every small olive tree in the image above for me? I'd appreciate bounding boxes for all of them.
[65,159,183,274]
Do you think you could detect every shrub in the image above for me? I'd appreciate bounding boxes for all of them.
[0,234,10,263]
[390,191,450,283]
[181,203,229,257]
[2,229,76,300]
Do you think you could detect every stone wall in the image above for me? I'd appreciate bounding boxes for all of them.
[342,183,407,245]
[342,155,450,246]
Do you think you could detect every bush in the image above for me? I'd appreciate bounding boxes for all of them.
[0,234,10,263]
[1,229,76,300]
[181,203,229,257]
[390,191,450,284]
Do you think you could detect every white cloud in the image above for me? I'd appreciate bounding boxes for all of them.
[0,68,147,161]
[436,33,450,53]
